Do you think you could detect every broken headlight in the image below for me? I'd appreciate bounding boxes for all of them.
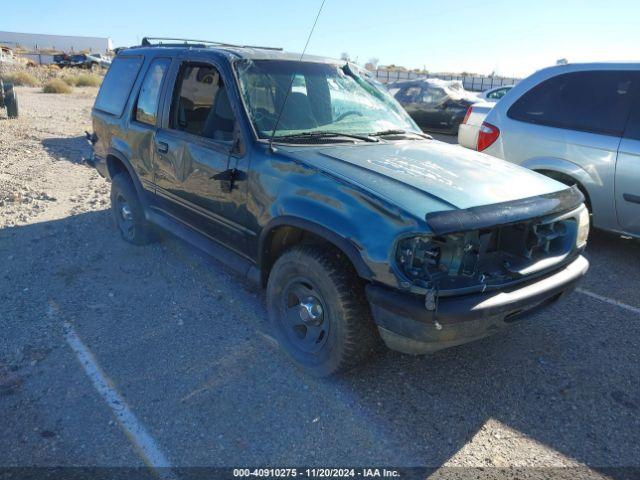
[576,207,590,248]
[396,235,471,287]
[396,235,440,284]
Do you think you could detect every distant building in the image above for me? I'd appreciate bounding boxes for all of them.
[0,31,113,53]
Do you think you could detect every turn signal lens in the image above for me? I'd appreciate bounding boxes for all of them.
[576,207,590,248]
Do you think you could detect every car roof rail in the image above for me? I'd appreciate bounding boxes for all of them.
[140,37,283,51]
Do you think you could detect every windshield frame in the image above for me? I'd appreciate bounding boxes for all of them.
[231,58,422,145]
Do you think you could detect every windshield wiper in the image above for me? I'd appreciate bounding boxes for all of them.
[272,131,379,143]
[370,129,432,139]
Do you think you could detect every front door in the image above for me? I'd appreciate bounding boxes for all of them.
[153,59,250,256]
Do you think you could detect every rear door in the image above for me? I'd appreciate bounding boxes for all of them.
[128,56,172,192]
[153,56,250,255]
[616,82,640,234]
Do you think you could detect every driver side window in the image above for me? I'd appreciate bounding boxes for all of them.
[169,62,235,142]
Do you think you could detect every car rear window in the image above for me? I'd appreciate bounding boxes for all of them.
[507,70,636,137]
[94,56,144,116]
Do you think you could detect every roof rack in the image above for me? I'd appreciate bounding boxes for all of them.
[140,37,282,51]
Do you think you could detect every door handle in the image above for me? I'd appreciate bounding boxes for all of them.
[623,193,640,205]
[156,141,169,154]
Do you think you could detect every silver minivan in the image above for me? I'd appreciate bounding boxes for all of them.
[479,63,640,238]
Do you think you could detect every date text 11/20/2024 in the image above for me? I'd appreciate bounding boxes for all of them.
[233,468,401,478]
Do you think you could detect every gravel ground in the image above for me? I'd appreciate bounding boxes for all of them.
[1,88,639,478]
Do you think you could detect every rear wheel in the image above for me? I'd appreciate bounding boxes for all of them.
[110,173,156,245]
[266,245,378,376]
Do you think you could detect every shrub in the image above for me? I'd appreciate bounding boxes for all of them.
[60,73,102,87]
[3,71,39,87]
[61,75,79,86]
[48,64,61,71]
[75,74,102,87]
[42,78,73,94]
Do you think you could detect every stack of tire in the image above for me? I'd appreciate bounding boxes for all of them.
[0,79,19,118]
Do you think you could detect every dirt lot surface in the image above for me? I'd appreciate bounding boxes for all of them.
[1,88,639,478]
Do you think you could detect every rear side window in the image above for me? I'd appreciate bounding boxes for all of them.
[507,71,636,137]
[95,56,143,116]
[134,58,171,126]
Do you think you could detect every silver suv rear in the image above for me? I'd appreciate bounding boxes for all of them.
[479,63,640,238]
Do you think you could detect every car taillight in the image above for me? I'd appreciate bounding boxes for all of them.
[477,122,500,151]
[462,106,473,125]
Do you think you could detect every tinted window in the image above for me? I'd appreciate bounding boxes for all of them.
[169,63,235,142]
[623,98,640,140]
[95,56,143,116]
[508,71,635,136]
[134,58,170,126]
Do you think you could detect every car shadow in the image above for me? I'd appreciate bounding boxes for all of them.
[41,136,91,165]
[2,211,638,475]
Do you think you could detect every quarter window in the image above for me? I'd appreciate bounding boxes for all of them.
[134,58,170,126]
[94,56,143,116]
[507,71,636,137]
[169,63,235,142]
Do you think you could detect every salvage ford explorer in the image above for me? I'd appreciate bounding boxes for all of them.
[88,37,590,376]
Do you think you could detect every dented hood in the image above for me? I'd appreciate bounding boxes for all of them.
[284,140,568,220]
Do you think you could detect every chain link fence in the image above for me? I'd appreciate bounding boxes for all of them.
[374,69,519,92]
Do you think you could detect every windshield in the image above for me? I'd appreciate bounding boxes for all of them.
[235,59,419,140]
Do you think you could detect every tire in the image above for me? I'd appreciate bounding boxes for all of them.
[5,87,18,119]
[110,173,156,245]
[266,245,378,376]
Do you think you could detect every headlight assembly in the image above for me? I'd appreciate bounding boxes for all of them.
[396,235,442,285]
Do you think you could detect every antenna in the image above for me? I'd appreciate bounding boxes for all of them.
[268,0,327,152]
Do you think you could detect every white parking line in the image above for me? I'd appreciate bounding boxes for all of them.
[576,288,640,315]
[47,300,177,479]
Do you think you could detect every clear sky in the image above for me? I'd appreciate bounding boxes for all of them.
[3,0,639,77]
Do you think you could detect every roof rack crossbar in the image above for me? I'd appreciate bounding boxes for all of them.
[140,37,282,51]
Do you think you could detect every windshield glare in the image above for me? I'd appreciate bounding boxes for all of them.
[235,59,419,140]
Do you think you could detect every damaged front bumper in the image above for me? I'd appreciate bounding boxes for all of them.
[366,255,588,355]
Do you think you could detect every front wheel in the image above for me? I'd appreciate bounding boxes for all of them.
[266,245,378,376]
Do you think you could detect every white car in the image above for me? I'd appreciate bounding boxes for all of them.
[457,101,495,149]
[478,85,514,102]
